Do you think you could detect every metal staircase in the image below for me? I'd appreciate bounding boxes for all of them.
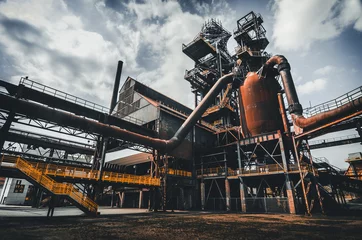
[1,155,98,215]
[313,157,362,197]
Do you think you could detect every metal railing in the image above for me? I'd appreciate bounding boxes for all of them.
[102,171,160,186]
[9,128,95,149]
[196,167,235,176]
[2,155,98,213]
[197,164,307,177]
[160,168,192,177]
[22,158,160,187]
[309,134,360,146]
[303,85,362,118]
[20,77,109,113]
[19,77,147,127]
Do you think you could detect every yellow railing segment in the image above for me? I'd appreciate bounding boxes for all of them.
[35,162,160,186]
[102,171,160,186]
[160,168,192,177]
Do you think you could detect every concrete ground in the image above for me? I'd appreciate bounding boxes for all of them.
[0,204,150,217]
[0,206,362,240]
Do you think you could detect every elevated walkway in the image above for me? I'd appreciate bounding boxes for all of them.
[1,155,161,187]
[296,85,362,139]
[1,155,98,215]
[197,164,307,179]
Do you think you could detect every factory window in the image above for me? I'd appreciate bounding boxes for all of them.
[14,180,25,193]
[124,79,131,89]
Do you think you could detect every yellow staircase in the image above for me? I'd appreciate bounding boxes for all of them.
[1,155,98,215]
[2,156,160,187]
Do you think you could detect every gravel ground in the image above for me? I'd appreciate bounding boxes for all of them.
[1,212,362,240]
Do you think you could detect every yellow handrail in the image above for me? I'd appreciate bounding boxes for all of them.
[10,156,98,213]
[160,168,192,177]
[1,155,160,187]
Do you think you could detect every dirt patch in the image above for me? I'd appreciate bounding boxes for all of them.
[1,212,362,240]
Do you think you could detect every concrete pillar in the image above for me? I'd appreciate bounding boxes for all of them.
[225,179,231,211]
[120,192,125,208]
[239,177,247,213]
[201,182,205,210]
[139,191,143,209]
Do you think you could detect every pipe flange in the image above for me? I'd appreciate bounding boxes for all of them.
[288,103,303,114]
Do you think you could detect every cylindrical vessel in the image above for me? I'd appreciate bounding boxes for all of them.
[239,72,282,136]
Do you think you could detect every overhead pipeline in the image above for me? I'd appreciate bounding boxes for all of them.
[0,72,235,152]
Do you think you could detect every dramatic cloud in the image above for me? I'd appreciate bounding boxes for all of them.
[0,0,236,108]
[313,65,334,75]
[272,0,362,51]
[296,78,327,95]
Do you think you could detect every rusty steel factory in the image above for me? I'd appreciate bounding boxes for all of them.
[0,10,362,238]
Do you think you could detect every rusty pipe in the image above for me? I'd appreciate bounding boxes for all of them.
[265,55,362,133]
[0,72,235,152]
[292,97,362,130]
[265,55,302,115]
[165,72,234,150]
[277,92,290,134]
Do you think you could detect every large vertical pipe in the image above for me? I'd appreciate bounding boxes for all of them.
[109,61,123,114]
[278,93,290,134]
[265,55,302,115]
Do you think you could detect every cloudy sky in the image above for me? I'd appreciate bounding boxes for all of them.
[0,0,361,167]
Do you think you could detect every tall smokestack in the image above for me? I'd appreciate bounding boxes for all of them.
[109,61,123,114]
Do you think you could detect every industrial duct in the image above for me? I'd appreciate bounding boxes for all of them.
[264,55,362,133]
[1,72,235,153]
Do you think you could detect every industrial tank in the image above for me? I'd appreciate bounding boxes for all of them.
[239,71,282,136]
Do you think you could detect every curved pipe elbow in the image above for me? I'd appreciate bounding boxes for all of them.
[162,72,235,152]
[264,55,302,115]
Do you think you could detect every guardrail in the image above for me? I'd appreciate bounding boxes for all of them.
[20,77,109,113]
[26,158,160,187]
[197,164,308,177]
[303,85,362,118]
[19,77,147,126]
[160,168,192,177]
[309,134,360,146]
[2,155,98,213]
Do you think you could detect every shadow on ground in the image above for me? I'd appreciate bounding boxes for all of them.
[1,212,362,240]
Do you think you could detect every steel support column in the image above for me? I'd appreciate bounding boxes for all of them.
[292,137,311,215]
[180,187,185,210]
[239,177,247,213]
[278,132,296,214]
[139,190,143,209]
[120,192,126,208]
[236,140,246,212]
[225,178,231,211]
[201,182,205,210]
